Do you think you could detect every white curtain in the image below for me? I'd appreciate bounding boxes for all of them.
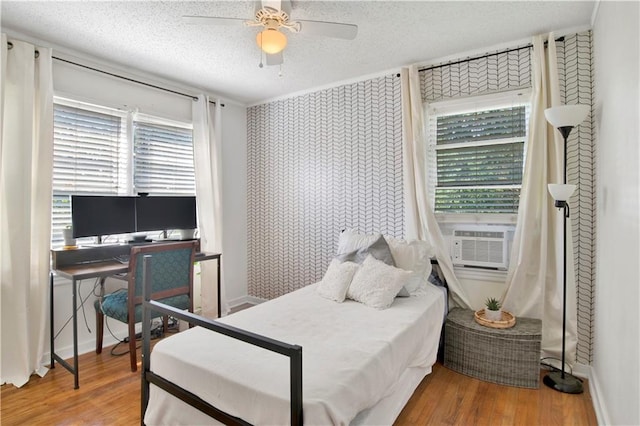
[0,35,54,387]
[502,34,577,363]
[400,65,472,310]
[192,96,228,318]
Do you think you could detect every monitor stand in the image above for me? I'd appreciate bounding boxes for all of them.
[128,235,150,243]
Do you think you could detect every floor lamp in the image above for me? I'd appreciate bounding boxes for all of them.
[543,104,589,394]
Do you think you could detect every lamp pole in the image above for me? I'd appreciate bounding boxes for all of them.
[544,104,589,394]
[560,128,570,383]
[543,123,584,394]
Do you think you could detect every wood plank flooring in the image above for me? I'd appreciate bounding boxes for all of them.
[1,344,597,425]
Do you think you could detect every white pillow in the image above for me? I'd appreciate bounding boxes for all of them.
[316,259,360,302]
[346,255,411,309]
[337,229,381,255]
[387,237,434,269]
[387,237,433,295]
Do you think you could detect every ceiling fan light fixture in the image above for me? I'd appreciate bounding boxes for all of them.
[257,28,287,54]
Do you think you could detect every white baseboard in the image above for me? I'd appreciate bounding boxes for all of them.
[43,296,265,370]
[586,365,611,426]
[573,363,611,425]
[43,334,122,367]
[227,295,266,308]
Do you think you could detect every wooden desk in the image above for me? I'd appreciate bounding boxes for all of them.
[50,245,221,389]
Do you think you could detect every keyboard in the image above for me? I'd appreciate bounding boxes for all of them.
[114,254,130,264]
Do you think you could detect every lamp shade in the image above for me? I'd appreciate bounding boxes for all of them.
[544,105,589,128]
[548,184,576,201]
[256,29,287,54]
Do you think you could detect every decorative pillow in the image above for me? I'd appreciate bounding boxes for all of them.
[335,234,395,266]
[336,229,381,255]
[316,259,360,302]
[387,237,433,296]
[387,237,434,270]
[346,255,411,309]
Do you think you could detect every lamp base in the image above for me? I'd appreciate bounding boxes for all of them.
[543,371,584,394]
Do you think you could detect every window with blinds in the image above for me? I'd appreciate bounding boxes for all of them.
[134,121,195,195]
[52,103,128,246]
[51,99,194,247]
[429,100,528,214]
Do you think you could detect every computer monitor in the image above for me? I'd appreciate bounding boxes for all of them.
[71,196,137,238]
[135,196,197,232]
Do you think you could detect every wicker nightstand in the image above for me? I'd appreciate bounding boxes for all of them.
[444,307,542,388]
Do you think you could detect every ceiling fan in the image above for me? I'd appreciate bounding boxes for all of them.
[183,0,358,67]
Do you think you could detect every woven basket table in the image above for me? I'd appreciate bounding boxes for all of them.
[444,307,542,389]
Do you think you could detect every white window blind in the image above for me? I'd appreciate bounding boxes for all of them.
[427,94,529,214]
[133,121,195,195]
[52,103,128,246]
[51,99,195,248]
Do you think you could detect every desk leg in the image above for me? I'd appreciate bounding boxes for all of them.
[50,272,55,369]
[72,277,79,389]
[217,255,221,319]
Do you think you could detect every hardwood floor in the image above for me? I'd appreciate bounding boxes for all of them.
[396,364,597,425]
[1,344,597,425]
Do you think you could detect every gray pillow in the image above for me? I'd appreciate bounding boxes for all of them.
[335,234,395,266]
[336,235,412,297]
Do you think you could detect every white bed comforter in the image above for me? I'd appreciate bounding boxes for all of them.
[144,282,445,426]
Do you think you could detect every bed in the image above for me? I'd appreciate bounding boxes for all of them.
[141,231,447,425]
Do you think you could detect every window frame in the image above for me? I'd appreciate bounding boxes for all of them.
[51,97,195,248]
[424,89,531,223]
[132,113,196,196]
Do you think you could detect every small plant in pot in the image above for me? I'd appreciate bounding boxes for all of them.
[484,297,502,321]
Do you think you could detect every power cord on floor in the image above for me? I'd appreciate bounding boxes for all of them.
[108,317,179,356]
[540,356,574,375]
[54,279,183,356]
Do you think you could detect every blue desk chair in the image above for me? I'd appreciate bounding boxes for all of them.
[94,241,197,372]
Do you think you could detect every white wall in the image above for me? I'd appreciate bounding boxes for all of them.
[53,57,192,122]
[221,104,248,303]
[49,55,248,360]
[591,2,640,425]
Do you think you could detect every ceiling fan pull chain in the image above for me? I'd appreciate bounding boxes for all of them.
[258,32,264,68]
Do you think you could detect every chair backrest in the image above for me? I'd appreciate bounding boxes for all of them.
[127,241,197,307]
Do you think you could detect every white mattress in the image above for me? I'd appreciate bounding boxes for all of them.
[144,282,446,425]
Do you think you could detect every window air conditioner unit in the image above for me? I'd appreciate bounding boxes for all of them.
[450,229,509,269]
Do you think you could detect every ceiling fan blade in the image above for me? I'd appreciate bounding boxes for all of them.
[266,51,283,66]
[278,0,291,15]
[297,20,358,40]
[261,0,282,12]
[182,16,247,26]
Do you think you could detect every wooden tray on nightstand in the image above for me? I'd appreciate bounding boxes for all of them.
[474,309,516,329]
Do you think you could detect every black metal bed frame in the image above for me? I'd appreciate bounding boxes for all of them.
[140,255,303,426]
[140,256,445,426]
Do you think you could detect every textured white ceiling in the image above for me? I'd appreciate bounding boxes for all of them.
[1,1,595,105]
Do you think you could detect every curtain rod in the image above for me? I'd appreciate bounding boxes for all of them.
[418,37,564,73]
[6,41,40,58]
[7,41,223,107]
[53,56,224,107]
[419,45,531,73]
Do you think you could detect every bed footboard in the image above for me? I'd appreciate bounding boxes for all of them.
[140,255,303,426]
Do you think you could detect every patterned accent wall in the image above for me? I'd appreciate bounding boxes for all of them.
[418,32,595,364]
[419,47,532,101]
[557,32,595,364]
[246,32,595,363]
[247,76,403,299]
